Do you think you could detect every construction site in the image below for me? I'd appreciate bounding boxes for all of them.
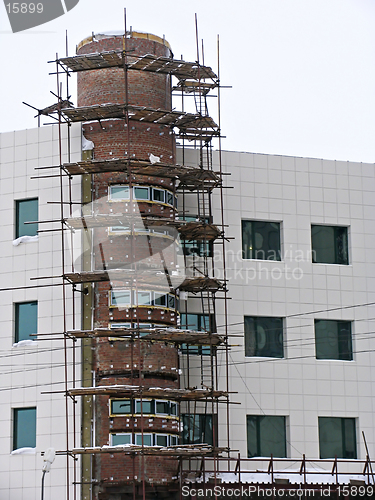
[2,9,375,500]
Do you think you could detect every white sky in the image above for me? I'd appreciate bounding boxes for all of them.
[1,0,375,162]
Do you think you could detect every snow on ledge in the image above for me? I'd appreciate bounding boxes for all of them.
[13,235,38,247]
[12,340,37,348]
[191,470,368,486]
[11,447,36,455]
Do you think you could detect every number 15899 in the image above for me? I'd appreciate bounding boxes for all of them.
[6,3,44,13]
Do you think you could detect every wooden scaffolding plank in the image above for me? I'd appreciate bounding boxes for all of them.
[64,215,221,241]
[66,327,224,346]
[68,444,226,457]
[58,52,218,81]
[68,385,228,400]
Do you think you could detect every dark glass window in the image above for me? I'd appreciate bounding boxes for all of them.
[182,240,211,257]
[15,302,37,343]
[315,320,353,361]
[170,435,178,446]
[247,415,286,458]
[135,434,152,446]
[244,316,284,358]
[155,401,170,415]
[135,400,153,414]
[311,225,349,265]
[170,402,178,416]
[111,400,132,415]
[153,292,167,307]
[166,192,174,206]
[134,186,149,200]
[155,434,168,446]
[168,295,176,309]
[180,314,213,355]
[13,407,37,450]
[16,198,38,238]
[152,188,165,203]
[319,417,356,459]
[182,414,215,446]
[242,220,281,260]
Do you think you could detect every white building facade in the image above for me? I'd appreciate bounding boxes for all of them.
[216,150,375,463]
[1,124,375,496]
[0,124,81,500]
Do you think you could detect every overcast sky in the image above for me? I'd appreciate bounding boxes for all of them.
[0,0,375,162]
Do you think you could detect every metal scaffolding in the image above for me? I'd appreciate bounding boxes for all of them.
[32,13,231,500]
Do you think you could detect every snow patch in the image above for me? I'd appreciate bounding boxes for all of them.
[13,340,37,348]
[149,153,160,164]
[190,470,368,485]
[12,235,38,246]
[11,447,36,455]
[82,135,94,151]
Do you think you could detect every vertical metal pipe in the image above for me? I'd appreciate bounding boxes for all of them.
[56,54,70,500]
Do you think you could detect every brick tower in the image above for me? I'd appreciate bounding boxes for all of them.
[77,32,180,499]
[58,27,225,500]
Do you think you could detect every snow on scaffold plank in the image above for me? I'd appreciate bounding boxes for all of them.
[67,385,228,400]
[58,51,217,81]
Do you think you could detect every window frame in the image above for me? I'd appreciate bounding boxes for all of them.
[155,433,169,447]
[135,433,153,446]
[155,400,170,416]
[133,186,150,201]
[242,219,282,261]
[152,187,165,203]
[314,319,353,361]
[136,291,152,306]
[109,433,178,447]
[135,399,153,415]
[166,191,174,206]
[110,290,131,308]
[244,316,284,359]
[182,413,216,446]
[110,399,132,416]
[15,198,38,238]
[110,398,179,418]
[110,290,176,310]
[108,185,130,201]
[180,313,214,356]
[311,224,349,265]
[318,417,357,459]
[13,407,37,450]
[110,433,132,446]
[247,415,287,458]
[14,301,38,343]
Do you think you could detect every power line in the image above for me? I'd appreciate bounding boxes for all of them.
[229,353,303,456]
[216,300,375,330]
